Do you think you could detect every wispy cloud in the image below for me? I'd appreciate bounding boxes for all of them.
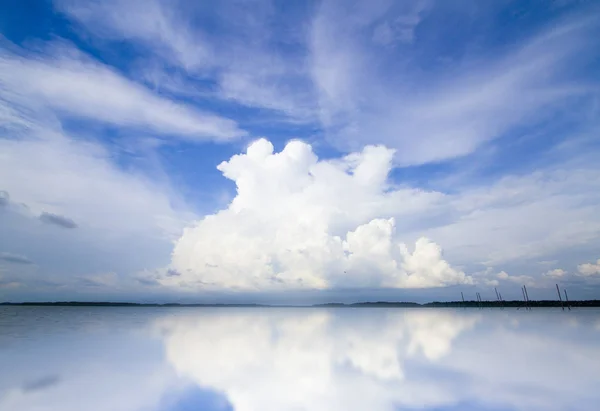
[54,0,213,70]
[77,272,118,287]
[0,41,246,141]
[54,0,319,123]
[54,0,600,165]
[0,252,33,265]
[0,102,197,290]
[21,376,61,393]
[39,212,78,229]
[417,166,600,268]
[309,3,600,164]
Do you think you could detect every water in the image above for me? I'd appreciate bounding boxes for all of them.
[1,307,599,411]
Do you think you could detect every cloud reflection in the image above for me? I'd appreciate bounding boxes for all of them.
[1,308,599,411]
[158,309,480,411]
[158,309,600,411]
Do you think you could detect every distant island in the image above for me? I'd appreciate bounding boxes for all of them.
[1,300,599,307]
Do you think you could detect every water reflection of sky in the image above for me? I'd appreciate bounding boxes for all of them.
[1,307,599,411]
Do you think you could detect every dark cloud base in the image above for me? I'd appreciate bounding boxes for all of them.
[39,212,78,229]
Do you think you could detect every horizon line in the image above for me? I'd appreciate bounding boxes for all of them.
[2,300,600,307]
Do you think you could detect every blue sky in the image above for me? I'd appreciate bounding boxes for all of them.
[1,0,599,302]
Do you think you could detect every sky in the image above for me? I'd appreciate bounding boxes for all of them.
[0,0,599,303]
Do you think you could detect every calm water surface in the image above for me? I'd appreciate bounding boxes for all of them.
[1,307,599,411]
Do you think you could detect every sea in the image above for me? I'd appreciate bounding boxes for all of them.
[1,306,599,411]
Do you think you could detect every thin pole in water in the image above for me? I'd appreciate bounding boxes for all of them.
[524,285,531,310]
[495,287,500,307]
[499,292,504,310]
[564,288,571,311]
[461,291,465,308]
[556,284,564,311]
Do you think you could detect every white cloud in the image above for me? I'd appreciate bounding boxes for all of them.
[472,268,536,288]
[544,268,567,278]
[0,42,245,141]
[166,138,471,291]
[496,271,535,287]
[400,238,470,288]
[577,259,600,276]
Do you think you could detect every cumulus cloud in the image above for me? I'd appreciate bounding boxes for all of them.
[544,268,567,278]
[471,268,539,289]
[166,139,471,291]
[495,271,535,287]
[577,259,600,276]
[0,252,33,265]
[39,212,78,229]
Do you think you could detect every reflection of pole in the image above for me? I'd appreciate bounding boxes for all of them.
[556,284,564,311]
[564,289,571,311]
[524,285,531,310]
[461,291,465,308]
[522,287,528,310]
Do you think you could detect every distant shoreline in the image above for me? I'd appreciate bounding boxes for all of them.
[1,300,599,307]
